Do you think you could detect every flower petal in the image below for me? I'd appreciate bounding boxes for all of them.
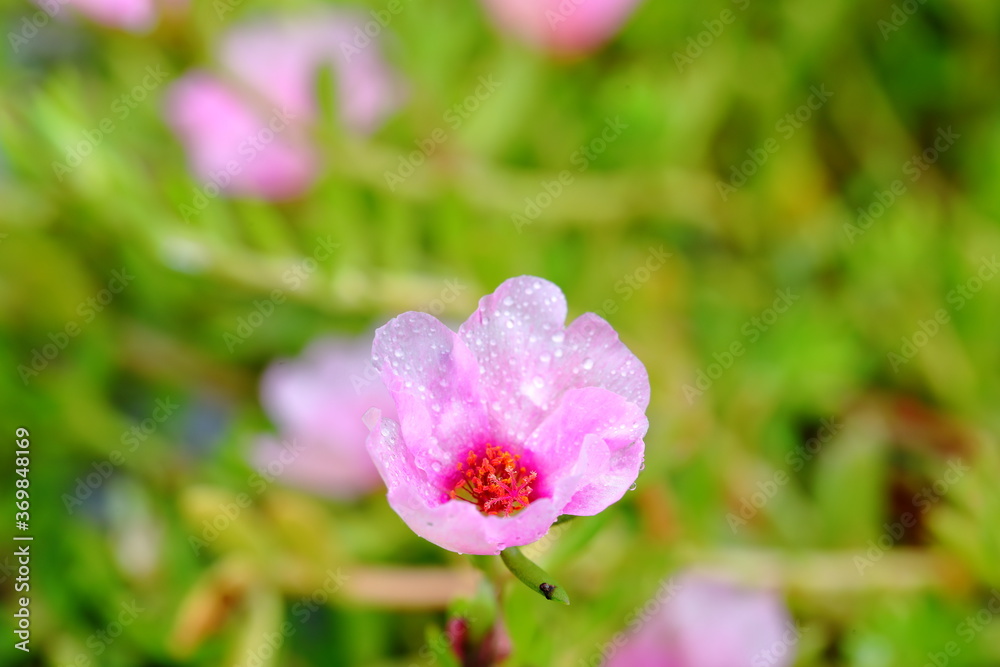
[458,276,568,441]
[459,277,649,446]
[388,485,562,555]
[219,11,404,132]
[524,387,647,515]
[163,72,318,199]
[252,434,381,499]
[607,573,796,667]
[364,410,439,506]
[562,313,650,410]
[373,312,491,477]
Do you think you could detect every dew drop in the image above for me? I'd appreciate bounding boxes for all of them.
[582,358,594,370]
[431,461,442,472]
[533,376,544,388]
[554,349,563,358]
[540,353,551,363]
[505,319,514,329]
[502,296,514,306]
[629,482,638,491]
[551,332,565,344]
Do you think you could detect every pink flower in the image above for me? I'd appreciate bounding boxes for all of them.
[605,572,797,667]
[45,0,186,32]
[253,337,394,499]
[480,0,643,54]
[364,276,649,555]
[164,73,318,200]
[164,11,404,200]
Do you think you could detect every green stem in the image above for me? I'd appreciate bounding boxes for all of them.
[499,547,570,605]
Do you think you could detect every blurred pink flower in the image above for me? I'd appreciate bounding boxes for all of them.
[164,73,317,200]
[46,0,186,32]
[164,11,404,200]
[480,0,643,54]
[253,337,394,499]
[365,276,649,555]
[605,572,797,667]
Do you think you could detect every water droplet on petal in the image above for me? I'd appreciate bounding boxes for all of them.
[505,320,514,329]
[582,358,594,370]
[629,482,638,491]
[551,332,565,344]
[502,296,514,306]
[533,376,544,388]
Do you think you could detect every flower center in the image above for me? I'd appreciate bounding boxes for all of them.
[449,444,537,517]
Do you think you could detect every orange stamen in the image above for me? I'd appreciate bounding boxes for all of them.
[449,444,537,516]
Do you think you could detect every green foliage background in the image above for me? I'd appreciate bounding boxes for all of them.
[1,0,1000,665]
